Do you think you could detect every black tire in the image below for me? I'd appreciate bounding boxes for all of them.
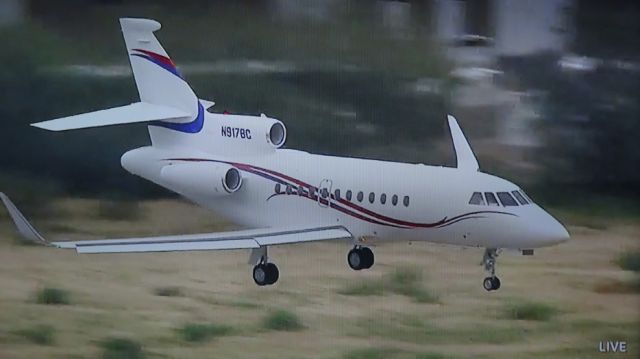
[347,248,363,270]
[265,262,279,285]
[491,276,501,290]
[361,247,374,269]
[253,264,268,286]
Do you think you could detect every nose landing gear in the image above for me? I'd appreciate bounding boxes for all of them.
[482,248,501,291]
[347,246,374,270]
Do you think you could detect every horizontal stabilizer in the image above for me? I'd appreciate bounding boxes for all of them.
[447,115,479,171]
[31,102,190,131]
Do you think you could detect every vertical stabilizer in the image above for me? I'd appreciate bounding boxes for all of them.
[120,18,197,117]
[447,115,479,171]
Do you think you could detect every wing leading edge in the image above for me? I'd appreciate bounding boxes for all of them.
[0,193,352,254]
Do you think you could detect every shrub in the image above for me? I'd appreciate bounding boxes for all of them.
[153,286,183,297]
[178,323,232,342]
[505,301,557,321]
[36,287,70,305]
[617,251,640,272]
[262,309,304,331]
[14,324,55,345]
[101,337,145,359]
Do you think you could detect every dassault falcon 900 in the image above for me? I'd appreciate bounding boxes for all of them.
[0,18,570,291]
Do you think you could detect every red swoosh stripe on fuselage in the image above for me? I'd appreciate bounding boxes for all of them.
[164,158,517,229]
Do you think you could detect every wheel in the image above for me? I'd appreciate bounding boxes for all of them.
[265,262,279,285]
[253,264,268,286]
[491,276,501,290]
[347,248,363,270]
[483,276,501,291]
[361,247,374,269]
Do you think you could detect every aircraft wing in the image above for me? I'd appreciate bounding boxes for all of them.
[0,193,352,254]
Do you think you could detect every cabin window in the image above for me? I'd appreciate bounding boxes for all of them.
[469,192,485,205]
[392,195,398,206]
[403,196,410,207]
[357,191,364,202]
[286,184,293,195]
[511,190,528,205]
[275,183,281,194]
[346,190,352,201]
[368,192,375,203]
[497,192,518,206]
[334,189,341,200]
[380,193,387,204]
[485,192,499,206]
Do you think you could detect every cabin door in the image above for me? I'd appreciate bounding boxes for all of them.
[317,179,333,208]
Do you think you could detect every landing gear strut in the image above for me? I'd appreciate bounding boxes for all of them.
[253,258,279,286]
[347,246,374,270]
[482,248,501,291]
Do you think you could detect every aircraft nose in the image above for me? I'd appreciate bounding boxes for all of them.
[535,210,570,246]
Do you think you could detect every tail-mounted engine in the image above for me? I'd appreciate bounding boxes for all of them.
[160,162,242,197]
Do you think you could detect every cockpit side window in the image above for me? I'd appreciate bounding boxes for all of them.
[484,192,499,206]
[497,192,518,206]
[511,190,528,205]
[469,192,485,205]
[520,190,533,203]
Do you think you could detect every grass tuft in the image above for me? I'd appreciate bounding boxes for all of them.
[36,287,70,305]
[14,324,55,345]
[505,301,558,321]
[178,322,233,342]
[152,286,183,297]
[338,266,439,303]
[617,251,640,272]
[415,353,448,359]
[100,337,145,359]
[262,309,304,331]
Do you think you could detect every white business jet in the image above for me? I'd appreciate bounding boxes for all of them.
[0,18,569,291]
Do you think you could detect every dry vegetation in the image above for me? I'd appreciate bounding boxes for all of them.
[0,198,638,358]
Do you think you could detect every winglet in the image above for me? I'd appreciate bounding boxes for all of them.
[447,115,479,171]
[0,192,48,244]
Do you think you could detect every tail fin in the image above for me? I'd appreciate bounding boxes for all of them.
[120,18,197,116]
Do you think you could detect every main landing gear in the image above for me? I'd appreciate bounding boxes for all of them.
[253,260,279,286]
[482,248,501,291]
[347,246,374,270]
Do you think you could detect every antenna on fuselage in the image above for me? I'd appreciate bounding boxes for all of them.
[447,115,479,171]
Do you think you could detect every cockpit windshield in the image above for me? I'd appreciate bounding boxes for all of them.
[469,190,532,207]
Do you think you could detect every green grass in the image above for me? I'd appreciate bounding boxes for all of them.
[100,337,145,359]
[262,309,304,331]
[504,301,558,321]
[152,286,183,297]
[35,287,70,305]
[13,324,55,345]
[617,251,640,272]
[338,266,439,303]
[178,322,233,342]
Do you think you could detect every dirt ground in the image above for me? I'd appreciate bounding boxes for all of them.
[0,199,638,359]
